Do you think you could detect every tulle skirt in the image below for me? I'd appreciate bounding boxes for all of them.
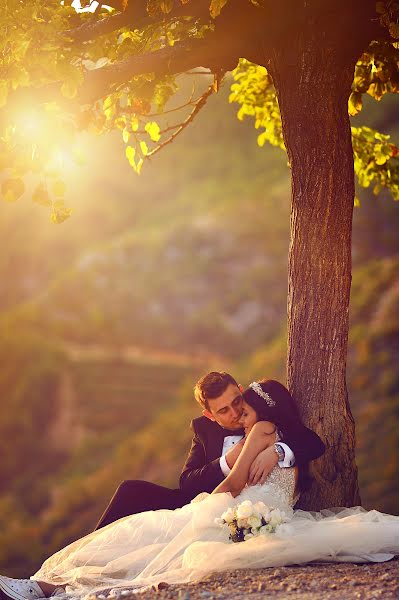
[32,488,399,598]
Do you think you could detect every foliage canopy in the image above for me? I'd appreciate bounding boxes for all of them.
[2,0,399,220]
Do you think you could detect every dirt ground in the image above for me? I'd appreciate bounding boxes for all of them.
[130,557,399,600]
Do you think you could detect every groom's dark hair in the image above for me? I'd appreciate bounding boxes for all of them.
[194,371,239,411]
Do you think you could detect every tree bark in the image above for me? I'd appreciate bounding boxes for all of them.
[266,10,368,509]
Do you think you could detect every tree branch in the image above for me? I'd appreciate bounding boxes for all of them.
[80,36,235,102]
[10,34,237,110]
[66,0,212,44]
[66,11,133,43]
[8,1,270,113]
[146,82,216,157]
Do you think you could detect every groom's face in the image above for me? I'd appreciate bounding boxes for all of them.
[204,383,244,430]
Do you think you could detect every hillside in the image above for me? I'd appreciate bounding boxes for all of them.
[0,339,207,576]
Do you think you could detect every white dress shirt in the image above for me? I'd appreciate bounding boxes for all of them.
[219,435,295,477]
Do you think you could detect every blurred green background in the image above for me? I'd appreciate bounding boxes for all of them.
[0,77,398,576]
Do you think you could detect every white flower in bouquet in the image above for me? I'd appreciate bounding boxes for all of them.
[247,515,262,529]
[262,507,271,521]
[237,517,249,529]
[253,501,266,516]
[221,507,235,523]
[236,500,253,519]
[269,508,283,528]
[244,532,255,541]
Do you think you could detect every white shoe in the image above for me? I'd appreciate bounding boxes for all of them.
[0,577,44,600]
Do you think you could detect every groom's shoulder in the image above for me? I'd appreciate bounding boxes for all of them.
[191,415,215,434]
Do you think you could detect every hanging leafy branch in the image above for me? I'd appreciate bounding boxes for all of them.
[229,53,399,204]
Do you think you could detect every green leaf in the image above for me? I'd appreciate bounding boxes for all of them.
[145,121,161,142]
[1,178,25,202]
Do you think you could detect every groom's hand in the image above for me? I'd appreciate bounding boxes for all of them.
[248,446,279,486]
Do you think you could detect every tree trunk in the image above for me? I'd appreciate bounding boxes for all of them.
[267,17,365,509]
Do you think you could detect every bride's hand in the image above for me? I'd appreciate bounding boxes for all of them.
[247,446,278,486]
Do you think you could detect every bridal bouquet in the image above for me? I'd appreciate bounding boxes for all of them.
[216,500,288,543]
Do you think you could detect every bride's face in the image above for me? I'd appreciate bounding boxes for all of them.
[239,401,258,435]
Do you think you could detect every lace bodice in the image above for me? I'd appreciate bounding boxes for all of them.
[237,431,298,510]
[238,464,297,510]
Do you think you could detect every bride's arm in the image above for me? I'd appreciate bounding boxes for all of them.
[212,421,276,497]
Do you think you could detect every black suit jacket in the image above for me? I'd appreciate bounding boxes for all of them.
[179,416,325,499]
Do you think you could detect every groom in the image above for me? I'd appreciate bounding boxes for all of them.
[93,371,325,529]
[0,371,325,600]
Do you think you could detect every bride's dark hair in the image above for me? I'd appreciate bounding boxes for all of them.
[243,379,311,492]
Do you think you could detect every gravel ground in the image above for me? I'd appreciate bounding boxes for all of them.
[127,557,399,600]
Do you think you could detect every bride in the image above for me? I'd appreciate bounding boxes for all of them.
[2,381,399,599]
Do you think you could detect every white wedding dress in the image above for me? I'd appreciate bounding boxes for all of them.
[32,466,399,598]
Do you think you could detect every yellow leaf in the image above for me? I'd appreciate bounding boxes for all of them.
[122,128,130,143]
[52,180,66,197]
[136,158,143,174]
[348,91,362,117]
[140,140,148,156]
[209,0,229,18]
[114,116,127,130]
[389,21,399,38]
[61,80,78,99]
[131,116,139,131]
[2,178,25,202]
[145,121,161,142]
[126,145,136,168]
[51,206,72,224]
[32,183,51,206]
[160,0,174,13]
[103,96,113,110]
[0,81,8,109]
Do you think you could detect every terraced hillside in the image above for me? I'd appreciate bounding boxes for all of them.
[0,345,208,577]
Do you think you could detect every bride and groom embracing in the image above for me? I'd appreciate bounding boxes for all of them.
[1,372,398,600]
